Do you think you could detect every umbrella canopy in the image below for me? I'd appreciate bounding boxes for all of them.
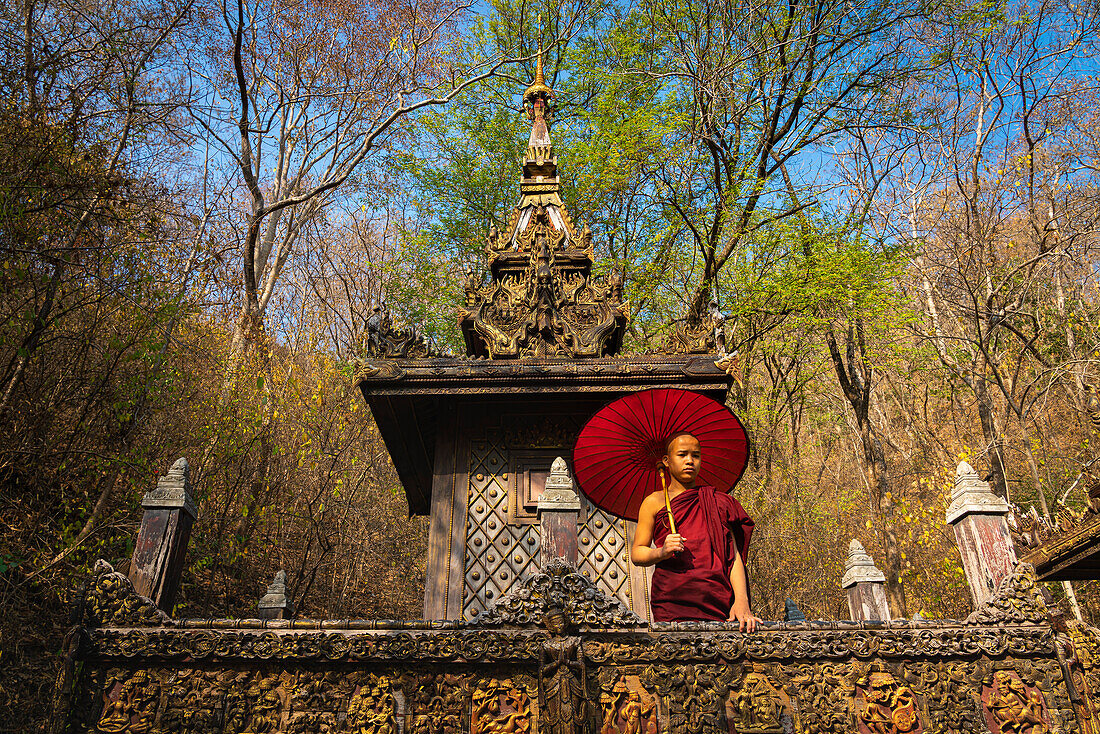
[572,388,750,521]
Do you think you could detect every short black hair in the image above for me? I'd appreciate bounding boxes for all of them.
[664,431,700,455]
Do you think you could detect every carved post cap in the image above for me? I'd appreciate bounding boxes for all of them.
[258,570,294,619]
[142,457,197,520]
[537,457,581,513]
[842,539,891,621]
[946,461,1008,524]
[842,539,886,588]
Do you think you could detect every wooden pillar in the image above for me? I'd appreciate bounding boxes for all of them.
[946,461,1015,608]
[842,539,891,621]
[128,457,196,613]
[538,457,580,567]
[257,570,294,620]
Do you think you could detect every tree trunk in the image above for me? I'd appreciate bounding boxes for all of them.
[974,380,1009,500]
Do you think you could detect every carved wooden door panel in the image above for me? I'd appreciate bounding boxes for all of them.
[463,432,542,620]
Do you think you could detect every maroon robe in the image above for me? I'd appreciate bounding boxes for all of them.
[650,485,754,622]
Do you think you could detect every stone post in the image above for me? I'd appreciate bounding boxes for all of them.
[538,457,581,567]
[258,570,295,620]
[783,599,806,623]
[946,461,1015,608]
[842,539,891,621]
[128,457,197,613]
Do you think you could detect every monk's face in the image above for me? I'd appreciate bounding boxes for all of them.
[663,434,701,486]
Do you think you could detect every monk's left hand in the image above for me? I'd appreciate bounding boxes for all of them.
[729,602,759,633]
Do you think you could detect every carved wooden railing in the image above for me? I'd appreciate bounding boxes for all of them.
[50,559,1100,734]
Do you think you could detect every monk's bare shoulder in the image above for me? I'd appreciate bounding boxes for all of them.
[638,492,665,519]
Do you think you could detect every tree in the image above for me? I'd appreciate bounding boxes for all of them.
[187,0,549,373]
[627,0,928,324]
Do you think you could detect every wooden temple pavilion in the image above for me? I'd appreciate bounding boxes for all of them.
[47,54,1100,734]
[354,52,730,623]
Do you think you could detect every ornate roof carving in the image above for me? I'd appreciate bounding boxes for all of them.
[365,303,436,359]
[472,559,642,631]
[459,53,627,359]
[965,563,1049,625]
[85,559,172,628]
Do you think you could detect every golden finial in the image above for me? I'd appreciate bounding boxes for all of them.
[524,14,553,103]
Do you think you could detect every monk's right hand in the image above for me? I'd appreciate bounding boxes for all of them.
[660,534,685,558]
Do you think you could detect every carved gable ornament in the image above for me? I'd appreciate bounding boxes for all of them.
[85,559,171,628]
[473,558,642,632]
[965,563,1049,625]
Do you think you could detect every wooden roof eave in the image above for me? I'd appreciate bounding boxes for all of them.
[1021,511,1100,581]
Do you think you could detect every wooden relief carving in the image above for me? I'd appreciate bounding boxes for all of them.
[981,670,1051,734]
[96,669,159,733]
[599,675,658,734]
[501,415,583,451]
[241,673,287,733]
[406,674,468,734]
[160,669,239,733]
[471,678,535,734]
[726,668,792,734]
[346,676,400,734]
[539,640,588,734]
[641,664,734,734]
[853,670,923,734]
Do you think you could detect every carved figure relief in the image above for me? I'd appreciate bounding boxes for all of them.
[982,670,1050,734]
[242,673,287,733]
[726,669,791,734]
[286,670,344,733]
[1066,621,1100,733]
[96,670,158,733]
[904,662,982,734]
[159,668,229,733]
[471,678,535,734]
[854,670,923,734]
[540,639,588,734]
[600,676,658,734]
[347,676,400,734]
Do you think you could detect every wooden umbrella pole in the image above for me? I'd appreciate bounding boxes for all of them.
[660,469,677,536]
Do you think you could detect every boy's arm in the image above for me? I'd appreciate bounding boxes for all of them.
[728,546,758,632]
[631,495,684,567]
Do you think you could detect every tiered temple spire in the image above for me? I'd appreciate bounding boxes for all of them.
[459,50,626,359]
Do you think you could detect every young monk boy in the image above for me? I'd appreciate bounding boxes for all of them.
[630,432,758,629]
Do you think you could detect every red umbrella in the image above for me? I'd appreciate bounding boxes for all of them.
[572,388,750,523]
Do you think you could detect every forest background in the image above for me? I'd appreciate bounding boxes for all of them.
[3,0,1100,727]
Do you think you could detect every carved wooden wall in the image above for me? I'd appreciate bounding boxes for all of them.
[55,561,1100,734]
[423,399,653,621]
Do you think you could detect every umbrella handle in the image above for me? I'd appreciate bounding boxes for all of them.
[659,469,678,536]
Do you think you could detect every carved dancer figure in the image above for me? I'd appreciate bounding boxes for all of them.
[631,432,757,626]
